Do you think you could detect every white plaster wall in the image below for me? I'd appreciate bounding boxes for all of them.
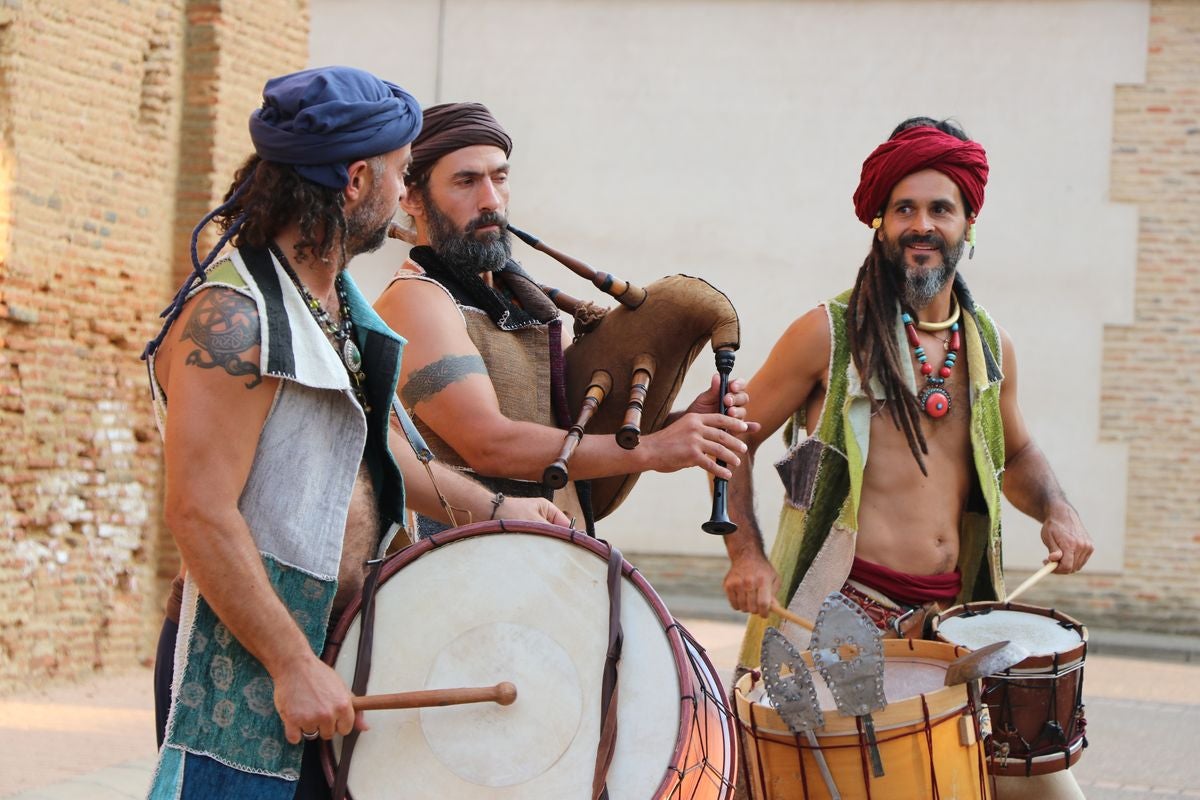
[311,0,1147,572]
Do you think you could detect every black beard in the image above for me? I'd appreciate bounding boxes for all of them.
[880,230,964,309]
[424,195,512,280]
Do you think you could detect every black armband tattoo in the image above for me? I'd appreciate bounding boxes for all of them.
[401,354,487,408]
[181,290,263,389]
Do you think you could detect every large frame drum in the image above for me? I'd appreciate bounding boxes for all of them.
[321,520,736,798]
[930,601,1088,777]
[735,639,991,800]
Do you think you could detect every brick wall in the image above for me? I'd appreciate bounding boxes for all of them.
[0,0,308,693]
[1021,0,1200,634]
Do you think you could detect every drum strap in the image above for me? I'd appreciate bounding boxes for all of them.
[330,557,386,800]
[591,543,625,800]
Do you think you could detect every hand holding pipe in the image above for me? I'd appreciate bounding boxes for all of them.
[701,348,738,535]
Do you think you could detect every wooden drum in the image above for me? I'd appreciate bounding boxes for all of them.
[931,601,1088,777]
[322,521,736,798]
[735,638,991,800]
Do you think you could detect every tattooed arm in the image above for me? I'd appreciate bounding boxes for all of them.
[156,287,359,744]
[374,278,748,482]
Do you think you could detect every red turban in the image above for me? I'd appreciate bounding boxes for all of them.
[852,126,988,227]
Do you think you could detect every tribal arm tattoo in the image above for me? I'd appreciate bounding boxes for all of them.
[400,354,488,408]
[181,289,263,389]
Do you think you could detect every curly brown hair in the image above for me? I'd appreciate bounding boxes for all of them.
[215,155,366,265]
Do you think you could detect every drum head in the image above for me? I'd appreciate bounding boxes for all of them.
[934,602,1087,670]
[325,524,686,798]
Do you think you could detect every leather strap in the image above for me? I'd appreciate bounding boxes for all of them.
[391,396,433,463]
[331,557,387,800]
[591,543,624,800]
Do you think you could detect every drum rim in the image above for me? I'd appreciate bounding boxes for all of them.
[930,601,1089,671]
[318,519,711,798]
[989,734,1086,777]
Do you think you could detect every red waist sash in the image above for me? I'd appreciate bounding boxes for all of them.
[849,556,961,607]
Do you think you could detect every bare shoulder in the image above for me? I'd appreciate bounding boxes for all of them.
[994,323,1017,371]
[784,305,832,349]
[743,305,831,446]
[158,286,264,393]
[375,275,465,335]
[159,286,279,467]
[766,305,832,378]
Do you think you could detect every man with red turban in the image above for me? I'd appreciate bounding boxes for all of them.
[722,117,1093,797]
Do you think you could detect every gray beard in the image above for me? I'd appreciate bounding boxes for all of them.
[879,232,965,310]
[902,260,956,309]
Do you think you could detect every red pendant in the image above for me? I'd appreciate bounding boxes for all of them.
[921,387,951,418]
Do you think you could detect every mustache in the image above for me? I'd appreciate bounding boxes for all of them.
[899,232,946,250]
[466,211,508,234]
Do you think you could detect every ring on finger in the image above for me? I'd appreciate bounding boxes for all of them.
[301,729,320,741]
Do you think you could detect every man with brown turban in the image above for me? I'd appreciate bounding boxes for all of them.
[374,102,753,534]
[721,117,1093,799]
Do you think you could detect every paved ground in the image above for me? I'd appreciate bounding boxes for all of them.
[2,615,1199,799]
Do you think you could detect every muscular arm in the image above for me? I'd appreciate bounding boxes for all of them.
[387,419,569,526]
[997,327,1094,573]
[375,278,747,482]
[723,308,831,615]
[158,288,356,744]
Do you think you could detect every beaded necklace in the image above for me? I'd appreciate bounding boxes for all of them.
[902,307,960,419]
[269,243,370,411]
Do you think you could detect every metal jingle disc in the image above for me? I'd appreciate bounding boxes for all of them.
[760,627,824,733]
[810,592,886,717]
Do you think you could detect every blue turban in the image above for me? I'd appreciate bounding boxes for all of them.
[250,66,423,188]
[143,66,422,359]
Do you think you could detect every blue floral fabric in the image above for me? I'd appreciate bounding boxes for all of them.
[159,555,335,781]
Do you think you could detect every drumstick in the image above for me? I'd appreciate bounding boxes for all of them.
[1005,560,1059,603]
[768,599,863,658]
[353,682,517,712]
[769,598,815,631]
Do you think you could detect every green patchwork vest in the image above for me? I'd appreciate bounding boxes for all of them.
[739,288,1007,668]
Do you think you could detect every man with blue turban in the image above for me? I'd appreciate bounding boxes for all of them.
[144,66,565,800]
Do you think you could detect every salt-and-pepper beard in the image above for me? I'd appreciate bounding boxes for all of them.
[422,188,512,280]
[879,229,966,310]
[343,187,393,263]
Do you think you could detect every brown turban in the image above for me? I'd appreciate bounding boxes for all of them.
[852,126,989,227]
[408,102,513,183]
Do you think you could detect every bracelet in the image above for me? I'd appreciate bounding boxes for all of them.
[488,492,505,520]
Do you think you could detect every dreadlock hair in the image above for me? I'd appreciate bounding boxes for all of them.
[845,116,974,475]
[214,154,382,267]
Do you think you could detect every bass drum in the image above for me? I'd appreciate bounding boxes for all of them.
[322,520,736,799]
